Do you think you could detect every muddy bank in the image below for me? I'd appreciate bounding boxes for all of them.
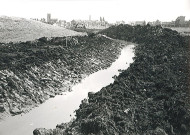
[35,25,190,135]
[0,44,134,135]
[0,35,126,119]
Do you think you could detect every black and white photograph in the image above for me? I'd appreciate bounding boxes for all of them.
[0,0,190,135]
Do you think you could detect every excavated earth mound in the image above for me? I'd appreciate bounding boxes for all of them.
[34,25,190,135]
[0,35,126,119]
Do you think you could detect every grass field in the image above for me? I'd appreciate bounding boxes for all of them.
[0,16,85,43]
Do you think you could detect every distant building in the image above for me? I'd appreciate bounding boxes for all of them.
[148,20,161,26]
[32,14,111,29]
[30,18,45,23]
[135,21,146,26]
[47,13,51,23]
[71,20,85,28]
[40,18,46,23]
[102,17,105,22]
[128,22,135,26]
[170,21,176,27]
[51,19,58,24]
[115,21,125,25]
[161,22,171,27]
[161,16,188,27]
[70,16,109,29]
[154,20,161,26]
[175,16,185,27]
[57,20,67,27]
[46,13,58,25]
[147,22,153,25]
[100,17,102,22]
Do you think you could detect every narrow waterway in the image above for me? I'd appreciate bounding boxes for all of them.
[0,45,134,135]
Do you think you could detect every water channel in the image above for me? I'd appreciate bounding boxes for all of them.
[0,45,134,135]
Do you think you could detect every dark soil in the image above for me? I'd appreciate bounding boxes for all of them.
[0,35,125,118]
[36,25,190,135]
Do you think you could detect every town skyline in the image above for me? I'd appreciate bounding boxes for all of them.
[33,13,190,24]
[31,13,189,30]
[0,0,190,23]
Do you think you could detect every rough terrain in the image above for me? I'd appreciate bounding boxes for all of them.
[34,25,190,135]
[0,35,127,119]
[0,16,85,43]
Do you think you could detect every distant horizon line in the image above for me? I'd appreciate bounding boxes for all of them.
[0,14,189,24]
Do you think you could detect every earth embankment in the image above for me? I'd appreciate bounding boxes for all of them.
[0,35,126,119]
[35,25,190,135]
[0,16,85,43]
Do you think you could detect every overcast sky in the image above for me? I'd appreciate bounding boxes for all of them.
[0,0,190,23]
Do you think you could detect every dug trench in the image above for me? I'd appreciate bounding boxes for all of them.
[0,35,128,119]
[34,25,190,135]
